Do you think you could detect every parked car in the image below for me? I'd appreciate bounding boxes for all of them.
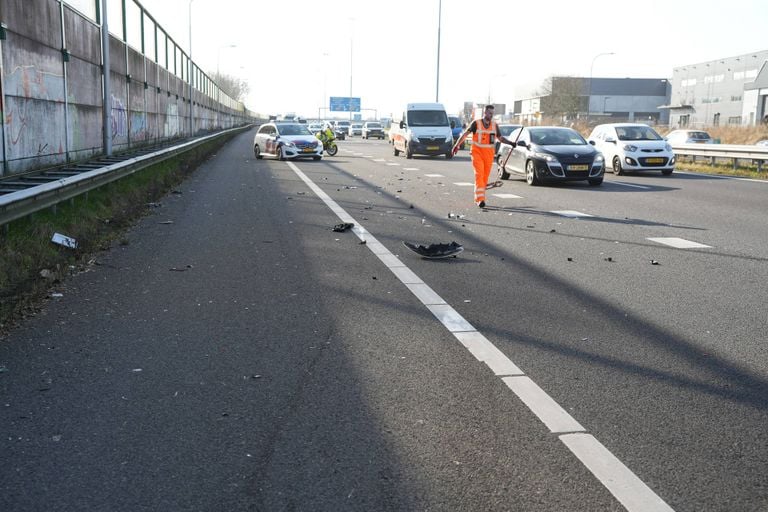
[362,121,385,139]
[307,122,324,135]
[496,124,522,157]
[333,120,350,140]
[754,140,768,147]
[497,126,604,186]
[253,122,323,161]
[588,123,675,176]
[665,129,714,145]
[348,123,363,137]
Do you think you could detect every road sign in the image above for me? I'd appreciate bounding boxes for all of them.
[330,96,361,112]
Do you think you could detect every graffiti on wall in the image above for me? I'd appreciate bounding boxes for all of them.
[163,103,180,138]
[130,112,148,141]
[111,95,128,139]
[4,65,65,153]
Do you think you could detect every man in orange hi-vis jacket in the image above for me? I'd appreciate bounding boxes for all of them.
[452,104,517,208]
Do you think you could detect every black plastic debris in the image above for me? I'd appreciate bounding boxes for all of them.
[332,222,354,232]
[402,241,464,259]
[650,259,660,265]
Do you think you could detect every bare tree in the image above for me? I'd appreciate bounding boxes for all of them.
[536,76,587,121]
[210,72,250,103]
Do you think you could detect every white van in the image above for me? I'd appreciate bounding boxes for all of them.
[391,103,453,159]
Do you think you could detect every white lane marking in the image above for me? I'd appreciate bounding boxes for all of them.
[386,163,400,166]
[502,377,586,434]
[492,193,523,199]
[454,182,474,187]
[372,158,386,162]
[673,170,768,183]
[560,434,675,512]
[363,155,374,158]
[404,167,420,171]
[425,173,444,177]
[609,181,652,190]
[286,161,674,512]
[405,283,447,305]
[454,332,524,376]
[425,304,476,332]
[647,237,712,249]
[551,210,594,218]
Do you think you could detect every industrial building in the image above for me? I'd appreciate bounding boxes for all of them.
[665,50,768,127]
[513,77,671,125]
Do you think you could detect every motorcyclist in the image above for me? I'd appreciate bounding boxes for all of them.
[317,123,335,147]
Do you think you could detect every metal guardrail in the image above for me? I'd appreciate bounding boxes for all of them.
[671,143,768,171]
[0,127,249,229]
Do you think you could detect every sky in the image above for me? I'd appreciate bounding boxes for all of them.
[117,0,768,119]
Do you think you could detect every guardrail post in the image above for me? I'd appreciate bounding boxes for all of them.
[733,158,738,170]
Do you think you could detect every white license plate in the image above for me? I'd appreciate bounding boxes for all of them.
[426,146,439,151]
[568,164,589,171]
[646,158,664,164]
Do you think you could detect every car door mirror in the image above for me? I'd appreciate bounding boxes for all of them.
[605,136,616,143]
[399,121,405,129]
[589,140,596,145]
[450,121,456,129]
[516,140,528,148]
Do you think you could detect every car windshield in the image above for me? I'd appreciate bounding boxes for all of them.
[277,124,312,136]
[529,128,586,145]
[615,126,663,141]
[366,123,381,128]
[689,131,710,139]
[352,124,362,128]
[499,125,521,136]
[408,110,448,127]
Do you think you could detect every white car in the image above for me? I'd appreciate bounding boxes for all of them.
[253,122,323,161]
[588,123,675,176]
[348,123,363,137]
[665,129,715,145]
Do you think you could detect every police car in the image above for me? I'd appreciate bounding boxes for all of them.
[253,122,323,161]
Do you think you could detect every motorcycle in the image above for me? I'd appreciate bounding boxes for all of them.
[316,131,338,156]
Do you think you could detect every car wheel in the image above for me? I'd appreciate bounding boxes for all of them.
[276,146,284,161]
[661,169,673,176]
[588,178,603,186]
[406,143,413,159]
[612,156,624,175]
[525,160,539,186]
[254,145,262,159]
[497,162,510,180]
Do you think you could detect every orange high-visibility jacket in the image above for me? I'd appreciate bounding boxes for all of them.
[471,119,497,155]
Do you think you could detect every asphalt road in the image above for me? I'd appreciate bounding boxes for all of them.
[1,129,766,511]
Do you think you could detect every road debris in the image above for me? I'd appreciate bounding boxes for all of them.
[332,222,354,232]
[402,241,464,259]
[51,233,77,249]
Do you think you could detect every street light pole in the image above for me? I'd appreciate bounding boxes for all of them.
[435,0,441,102]
[587,52,614,125]
[188,0,194,137]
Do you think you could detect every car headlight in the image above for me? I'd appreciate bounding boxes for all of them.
[665,143,672,152]
[412,135,420,142]
[622,144,638,152]
[532,151,559,163]
[446,136,452,143]
[594,154,604,163]
[283,141,296,148]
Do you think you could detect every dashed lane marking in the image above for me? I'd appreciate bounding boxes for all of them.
[647,237,712,249]
[492,193,523,199]
[551,210,594,218]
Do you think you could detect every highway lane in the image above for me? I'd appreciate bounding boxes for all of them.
[298,137,768,511]
[0,129,766,511]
